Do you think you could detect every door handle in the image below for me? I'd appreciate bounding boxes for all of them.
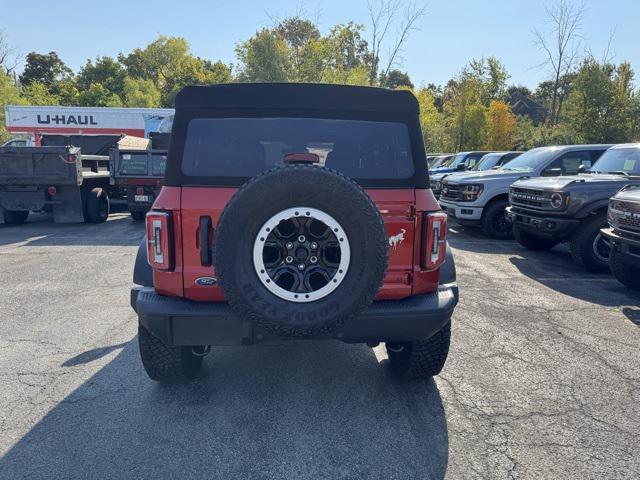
[199,216,212,266]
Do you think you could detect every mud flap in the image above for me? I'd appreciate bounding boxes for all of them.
[51,185,85,223]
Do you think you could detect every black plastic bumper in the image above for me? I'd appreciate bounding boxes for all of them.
[601,227,640,267]
[506,206,579,238]
[131,284,458,346]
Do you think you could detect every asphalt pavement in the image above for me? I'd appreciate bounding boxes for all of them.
[0,213,638,479]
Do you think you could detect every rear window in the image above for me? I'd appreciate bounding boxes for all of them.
[181,117,414,180]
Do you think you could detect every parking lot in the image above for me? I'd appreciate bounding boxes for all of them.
[0,213,639,479]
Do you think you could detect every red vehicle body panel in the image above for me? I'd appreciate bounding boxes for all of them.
[151,185,442,301]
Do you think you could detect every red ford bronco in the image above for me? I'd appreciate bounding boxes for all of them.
[130,83,459,382]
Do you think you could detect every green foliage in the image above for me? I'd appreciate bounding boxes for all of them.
[122,77,161,107]
[563,58,638,143]
[0,70,24,141]
[20,81,60,106]
[19,51,73,97]
[77,56,127,98]
[76,82,123,107]
[380,70,413,89]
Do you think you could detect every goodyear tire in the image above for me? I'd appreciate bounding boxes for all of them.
[513,228,558,251]
[138,324,203,382]
[609,247,640,290]
[569,214,610,273]
[386,321,451,379]
[214,165,388,337]
[481,199,512,239]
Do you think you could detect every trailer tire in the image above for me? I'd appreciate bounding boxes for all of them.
[3,209,29,225]
[85,188,110,223]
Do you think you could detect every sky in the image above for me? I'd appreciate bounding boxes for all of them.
[3,0,639,89]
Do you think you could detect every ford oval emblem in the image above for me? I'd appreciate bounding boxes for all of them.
[195,277,217,286]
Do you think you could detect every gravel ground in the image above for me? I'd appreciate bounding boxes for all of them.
[0,213,638,479]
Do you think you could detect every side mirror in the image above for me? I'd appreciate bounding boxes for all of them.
[578,164,589,173]
[456,163,467,171]
[542,168,562,177]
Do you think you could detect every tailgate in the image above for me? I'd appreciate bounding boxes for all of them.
[111,149,167,185]
[179,187,416,301]
[0,147,80,186]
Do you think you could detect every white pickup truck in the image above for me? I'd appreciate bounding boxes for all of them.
[438,144,613,238]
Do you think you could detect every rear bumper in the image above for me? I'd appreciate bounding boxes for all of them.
[506,206,579,238]
[131,284,459,346]
[600,227,640,267]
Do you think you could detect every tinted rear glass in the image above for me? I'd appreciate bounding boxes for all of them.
[181,117,414,179]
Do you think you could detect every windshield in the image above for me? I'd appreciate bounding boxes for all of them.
[500,147,557,172]
[591,147,640,175]
[445,153,467,167]
[472,153,501,171]
[181,117,415,179]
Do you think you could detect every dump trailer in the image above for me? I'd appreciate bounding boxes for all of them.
[110,147,167,220]
[0,146,111,224]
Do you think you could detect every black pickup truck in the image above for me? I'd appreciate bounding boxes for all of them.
[601,185,640,290]
[506,144,640,272]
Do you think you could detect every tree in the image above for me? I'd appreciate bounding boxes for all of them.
[366,0,427,85]
[380,69,413,89]
[0,30,19,75]
[20,52,73,93]
[122,77,161,107]
[563,58,638,143]
[20,82,60,106]
[77,56,127,99]
[0,70,24,141]
[121,36,231,106]
[484,100,516,149]
[413,87,446,151]
[76,83,122,107]
[533,0,585,125]
[235,29,290,82]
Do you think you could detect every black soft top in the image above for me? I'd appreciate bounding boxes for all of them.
[175,83,419,114]
[166,83,427,188]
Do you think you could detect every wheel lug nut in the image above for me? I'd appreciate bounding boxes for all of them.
[298,263,305,270]
[310,242,318,250]
[298,235,306,243]
[285,242,294,249]
[310,256,318,264]
[285,256,293,264]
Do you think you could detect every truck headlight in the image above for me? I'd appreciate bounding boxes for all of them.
[461,184,483,201]
[550,192,565,209]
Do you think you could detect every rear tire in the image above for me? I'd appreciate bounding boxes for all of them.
[386,322,451,379]
[3,209,29,225]
[513,228,558,251]
[481,200,512,239]
[569,214,610,273]
[130,211,146,221]
[138,324,203,382]
[85,188,110,223]
[609,247,640,290]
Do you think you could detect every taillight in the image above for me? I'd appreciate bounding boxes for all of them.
[65,154,77,164]
[136,187,145,195]
[146,211,174,270]
[47,186,57,196]
[422,212,447,271]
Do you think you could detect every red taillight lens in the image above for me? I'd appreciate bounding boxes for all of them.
[422,212,447,271]
[146,211,174,270]
[47,186,57,196]
[136,187,145,195]
[65,154,77,164]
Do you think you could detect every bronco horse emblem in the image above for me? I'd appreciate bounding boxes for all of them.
[388,229,406,250]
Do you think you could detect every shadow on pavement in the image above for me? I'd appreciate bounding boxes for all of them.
[0,213,144,247]
[1,339,449,479]
[62,342,130,367]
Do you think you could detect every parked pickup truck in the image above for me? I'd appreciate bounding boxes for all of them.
[601,184,640,290]
[438,144,612,239]
[431,151,521,198]
[506,144,640,272]
[0,145,110,224]
[110,147,167,220]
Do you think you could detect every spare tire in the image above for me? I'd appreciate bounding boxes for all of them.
[214,165,388,337]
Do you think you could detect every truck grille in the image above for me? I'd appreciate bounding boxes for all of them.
[509,187,550,209]
[440,182,462,201]
[609,200,640,233]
